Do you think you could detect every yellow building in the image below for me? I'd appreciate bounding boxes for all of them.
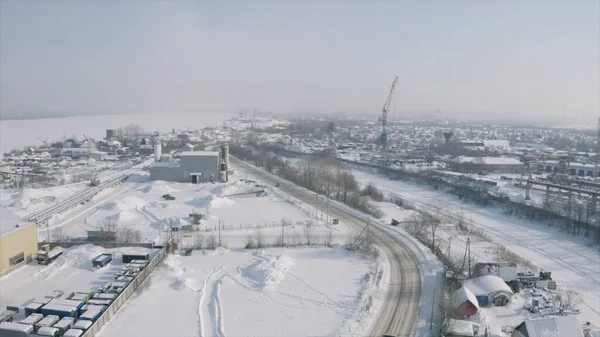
[0,205,38,276]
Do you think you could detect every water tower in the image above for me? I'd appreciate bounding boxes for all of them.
[443,131,453,144]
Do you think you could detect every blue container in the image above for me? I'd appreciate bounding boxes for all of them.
[475,295,490,306]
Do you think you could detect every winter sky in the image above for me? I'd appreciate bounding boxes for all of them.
[1,1,599,123]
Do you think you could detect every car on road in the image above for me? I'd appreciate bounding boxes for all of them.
[164,195,176,200]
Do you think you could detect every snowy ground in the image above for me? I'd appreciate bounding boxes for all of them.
[348,168,600,330]
[98,247,383,337]
[0,244,158,316]
[8,169,352,246]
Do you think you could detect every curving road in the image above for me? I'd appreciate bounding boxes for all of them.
[231,156,423,337]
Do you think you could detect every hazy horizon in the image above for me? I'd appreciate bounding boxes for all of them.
[1,1,599,124]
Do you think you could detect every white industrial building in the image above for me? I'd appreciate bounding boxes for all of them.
[149,142,229,183]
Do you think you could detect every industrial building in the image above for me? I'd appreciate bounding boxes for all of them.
[149,142,230,183]
[0,205,38,276]
[449,156,524,174]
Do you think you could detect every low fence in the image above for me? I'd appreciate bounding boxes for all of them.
[80,245,168,337]
[42,241,154,250]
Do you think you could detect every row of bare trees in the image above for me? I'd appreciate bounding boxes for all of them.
[230,142,383,217]
[51,219,141,243]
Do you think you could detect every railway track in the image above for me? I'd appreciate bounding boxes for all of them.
[231,156,423,337]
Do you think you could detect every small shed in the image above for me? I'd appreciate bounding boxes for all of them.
[511,315,584,337]
[451,286,479,318]
[37,326,60,336]
[445,319,478,337]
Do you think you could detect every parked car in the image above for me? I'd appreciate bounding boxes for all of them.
[161,194,171,198]
[165,196,176,200]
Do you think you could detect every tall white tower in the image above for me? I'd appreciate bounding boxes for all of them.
[154,138,162,162]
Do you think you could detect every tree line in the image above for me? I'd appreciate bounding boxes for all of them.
[229,141,384,217]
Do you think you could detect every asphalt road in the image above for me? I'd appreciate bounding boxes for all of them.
[231,157,423,337]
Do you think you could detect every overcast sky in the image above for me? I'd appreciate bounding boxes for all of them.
[1,1,599,123]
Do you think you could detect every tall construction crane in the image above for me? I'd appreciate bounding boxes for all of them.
[379,76,398,151]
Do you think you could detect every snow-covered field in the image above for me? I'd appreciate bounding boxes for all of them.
[1,163,390,337]
[11,170,346,245]
[349,168,600,328]
[0,245,158,312]
[98,247,383,337]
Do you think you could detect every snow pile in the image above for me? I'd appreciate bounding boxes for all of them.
[105,210,138,223]
[185,195,233,209]
[242,253,295,290]
[139,183,179,195]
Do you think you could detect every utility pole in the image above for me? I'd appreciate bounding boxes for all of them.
[281,220,285,246]
[430,286,437,330]
[218,220,221,247]
[467,238,471,278]
[46,221,50,242]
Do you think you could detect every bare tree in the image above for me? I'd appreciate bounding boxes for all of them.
[290,231,302,246]
[245,234,256,249]
[303,224,316,245]
[254,229,265,248]
[99,219,118,232]
[192,233,204,250]
[117,227,141,243]
[51,227,65,242]
[206,234,217,250]
[325,229,333,247]
[559,290,582,310]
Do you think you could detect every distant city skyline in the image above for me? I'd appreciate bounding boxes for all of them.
[1,1,598,124]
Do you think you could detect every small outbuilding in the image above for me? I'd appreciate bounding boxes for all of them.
[451,286,479,318]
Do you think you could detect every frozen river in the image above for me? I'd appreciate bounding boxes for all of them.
[0,112,233,153]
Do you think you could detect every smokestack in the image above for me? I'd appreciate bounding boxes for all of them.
[154,139,162,161]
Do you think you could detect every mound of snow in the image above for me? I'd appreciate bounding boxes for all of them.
[106,210,139,223]
[139,183,180,194]
[241,253,295,290]
[35,244,107,278]
[186,195,214,208]
[170,277,202,292]
[211,196,234,208]
[101,196,145,211]
[186,195,233,209]
[210,183,244,196]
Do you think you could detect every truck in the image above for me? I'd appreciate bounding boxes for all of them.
[91,253,113,268]
[36,248,63,265]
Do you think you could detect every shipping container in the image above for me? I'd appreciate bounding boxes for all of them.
[52,317,75,332]
[20,313,43,325]
[92,253,113,268]
[47,299,84,314]
[36,326,60,336]
[40,304,77,319]
[69,292,93,303]
[35,315,60,329]
[79,307,104,322]
[63,328,84,337]
[93,293,117,300]
[87,299,112,306]
[24,302,46,316]
[122,253,149,264]
[72,320,92,330]
[0,309,17,323]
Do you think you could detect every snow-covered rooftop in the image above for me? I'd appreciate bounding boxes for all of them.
[452,156,522,165]
[445,319,475,336]
[0,205,32,238]
[463,275,513,297]
[451,286,479,310]
[514,315,584,337]
[151,162,180,168]
[180,151,219,157]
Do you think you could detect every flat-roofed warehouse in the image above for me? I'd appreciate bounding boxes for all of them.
[150,151,223,183]
[0,205,38,276]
